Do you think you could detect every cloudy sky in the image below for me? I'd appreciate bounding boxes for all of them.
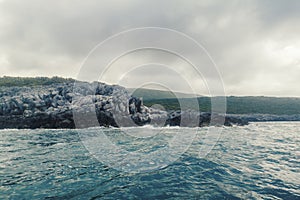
[0,0,299,96]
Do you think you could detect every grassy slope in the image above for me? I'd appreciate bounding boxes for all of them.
[143,97,300,115]
[130,88,300,115]
[128,88,201,99]
[131,89,300,115]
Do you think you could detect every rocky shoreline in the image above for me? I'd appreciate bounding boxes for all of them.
[0,81,250,129]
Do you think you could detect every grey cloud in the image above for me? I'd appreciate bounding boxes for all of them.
[0,0,299,96]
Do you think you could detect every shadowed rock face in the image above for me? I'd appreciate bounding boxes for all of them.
[0,81,248,129]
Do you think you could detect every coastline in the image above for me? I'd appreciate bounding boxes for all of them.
[1,78,300,130]
[0,80,249,129]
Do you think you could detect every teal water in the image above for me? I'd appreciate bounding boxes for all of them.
[0,122,299,199]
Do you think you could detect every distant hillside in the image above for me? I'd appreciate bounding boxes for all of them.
[126,88,300,115]
[143,96,300,115]
[128,88,200,99]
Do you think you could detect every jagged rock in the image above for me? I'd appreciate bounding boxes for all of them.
[149,108,168,127]
[166,111,181,126]
[0,80,250,129]
[131,112,151,126]
[23,110,33,117]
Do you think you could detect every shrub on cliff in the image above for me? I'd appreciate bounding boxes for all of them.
[0,76,75,87]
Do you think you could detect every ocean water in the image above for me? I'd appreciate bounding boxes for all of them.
[0,122,299,199]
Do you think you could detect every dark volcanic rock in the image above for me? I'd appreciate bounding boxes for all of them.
[0,81,250,129]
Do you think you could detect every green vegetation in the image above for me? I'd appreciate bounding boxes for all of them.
[143,96,300,115]
[0,76,75,87]
[143,98,209,111]
[129,88,200,100]
[1,77,300,115]
[133,88,300,115]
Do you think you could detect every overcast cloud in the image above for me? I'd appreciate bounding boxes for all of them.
[0,0,299,96]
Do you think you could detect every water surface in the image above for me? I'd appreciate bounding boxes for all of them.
[0,122,299,199]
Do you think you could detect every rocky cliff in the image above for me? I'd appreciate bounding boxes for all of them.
[0,81,248,129]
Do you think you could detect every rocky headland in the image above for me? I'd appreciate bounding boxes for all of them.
[0,80,249,129]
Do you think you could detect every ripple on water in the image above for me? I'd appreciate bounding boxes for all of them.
[0,122,300,199]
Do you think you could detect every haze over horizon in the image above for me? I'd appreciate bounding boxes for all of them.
[0,0,299,97]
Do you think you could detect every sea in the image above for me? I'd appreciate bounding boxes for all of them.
[0,122,299,199]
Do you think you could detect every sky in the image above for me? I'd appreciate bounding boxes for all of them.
[0,0,299,97]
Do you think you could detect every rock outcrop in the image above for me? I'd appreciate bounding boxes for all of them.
[0,81,248,129]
